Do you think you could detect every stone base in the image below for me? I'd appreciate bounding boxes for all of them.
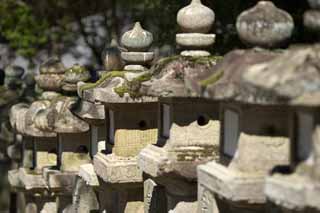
[43,168,77,194]
[94,153,142,184]
[180,50,211,57]
[138,144,214,179]
[18,168,47,192]
[197,161,266,204]
[124,65,147,71]
[72,177,100,213]
[8,169,24,192]
[78,163,99,187]
[98,183,144,213]
[265,174,320,211]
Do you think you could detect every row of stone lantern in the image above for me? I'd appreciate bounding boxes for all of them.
[6,0,320,213]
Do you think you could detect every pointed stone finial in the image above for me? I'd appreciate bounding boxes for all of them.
[121,22,153,52]
[177,0,215,34]
[236,1,294,48]
[121,22,154,71]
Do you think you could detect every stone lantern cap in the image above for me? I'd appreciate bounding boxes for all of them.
[10,99,57,138]
[78,70,157,104]
[139,55,221,98]
[242,44,320,107]
[201,48,279,103]
[35,57,66,92]
[236,1,294,48]
[72,100,105,125]
[45,96,89,133]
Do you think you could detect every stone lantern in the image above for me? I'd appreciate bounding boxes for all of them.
[246,45,320,212]
[196,2,294,212]
[7,58,67,213]
[38,64,91,212]
[75,23,157,212]
[135,1,221,212]
[137,56,220,213]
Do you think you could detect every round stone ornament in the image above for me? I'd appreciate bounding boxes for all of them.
[40,57,66,74]
[64,64,91,84]
[236,1,294,48]
[177,0,215,34]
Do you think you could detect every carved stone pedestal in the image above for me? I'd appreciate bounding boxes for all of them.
[70,164,100,213]
[94,153,144,213]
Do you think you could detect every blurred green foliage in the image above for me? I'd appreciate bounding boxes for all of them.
[0,0,49,58]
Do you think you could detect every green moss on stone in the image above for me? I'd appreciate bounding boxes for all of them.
[79,70,125,94]
[200,69,224,87]
[66,64,88,74]
[114,72,152,98]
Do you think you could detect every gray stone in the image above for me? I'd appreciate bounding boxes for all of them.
[121,22,153,52]
[243,45,320,106]
[180,50,211,57]
[309,0,320,9]
[93,153,142,184]
[121,52,154,65]
[176,33,215,49]
[177,0,215,34]
[124,65,148,71]
[78,163,99,187]
[304,10,320,32]
[236,1,294,48]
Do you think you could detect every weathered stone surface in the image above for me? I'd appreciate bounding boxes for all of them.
[63,64,91,84]
[78,163,99,187]
[8,169,24,191]
[236,1,294,48]
[18,168,47,191]
[243,44,320,106]
[61,152,91,172]
[176,33,215,49]
[103,39,124,71]
[177,0,215,34]
[304,10,320,32]
[72,177,99,213]
[121,22,153,52]
[309,0,320,9]
[43,168,77,193]
[144,179,167,213]
[198,133,289,204]
[72,100,105,124]
[180,50,211,57]
[121,52,154,65]
[203,48,279,102]
[94,153,142,184]
[140,56,221,98]
[266,126,320,211]
[229,133,289,174]
[47,96,89,133]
